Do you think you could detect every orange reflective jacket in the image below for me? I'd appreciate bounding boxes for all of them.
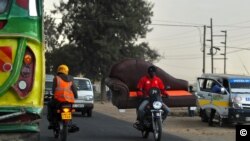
[54,76,75,103]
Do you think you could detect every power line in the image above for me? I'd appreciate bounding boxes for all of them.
[146,29,198,41]
[227,46,250,54]
[150,23,202,28]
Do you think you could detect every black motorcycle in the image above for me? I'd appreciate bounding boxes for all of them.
[51,103,79,141]
[134,88,164,141]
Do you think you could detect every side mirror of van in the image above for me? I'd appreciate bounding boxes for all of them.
[221,87,226,94]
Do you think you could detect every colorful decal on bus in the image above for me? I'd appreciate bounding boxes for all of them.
[0,47,12,72]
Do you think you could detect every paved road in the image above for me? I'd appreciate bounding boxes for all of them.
[40,109,190,141]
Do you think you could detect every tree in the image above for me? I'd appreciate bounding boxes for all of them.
[53,0,160,101]
[44,13,60,74]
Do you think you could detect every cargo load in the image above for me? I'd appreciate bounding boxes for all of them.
[105,59,197,109]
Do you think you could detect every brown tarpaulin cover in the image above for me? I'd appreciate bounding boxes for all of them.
[105,59,197,109]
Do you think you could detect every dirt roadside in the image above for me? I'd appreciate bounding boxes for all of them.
[94,102,235,141]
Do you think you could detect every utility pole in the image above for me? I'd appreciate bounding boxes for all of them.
[221,30,227,74]
[206,18,227,74]
[202,25,206,74]
[206,18,214,73]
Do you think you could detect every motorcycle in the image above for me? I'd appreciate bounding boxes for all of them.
[51,103,78,141]
[134,88,164,141]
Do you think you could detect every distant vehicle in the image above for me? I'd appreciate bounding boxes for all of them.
[197,73,250,126]
[73,77,94,117]
[44,74,54,104]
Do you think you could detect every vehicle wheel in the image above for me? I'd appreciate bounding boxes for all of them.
[87,109,92,117]
[153,119,162,141]
[218,116,224,127]
[200,110,208,122]
[141,130,149,138]
[59,122,68,141]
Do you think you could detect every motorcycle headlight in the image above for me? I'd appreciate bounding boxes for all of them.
[153,101,162,109]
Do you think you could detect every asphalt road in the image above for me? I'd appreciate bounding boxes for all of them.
[40,108,190,141]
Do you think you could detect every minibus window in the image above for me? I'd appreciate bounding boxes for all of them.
[0,0,8,14]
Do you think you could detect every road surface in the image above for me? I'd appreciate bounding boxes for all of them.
[40,107,189,141]
[39,103,235,141]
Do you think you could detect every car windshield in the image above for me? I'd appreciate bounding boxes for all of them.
[0,0,8,14]
[74,79,92,91]
[230,78,250,93]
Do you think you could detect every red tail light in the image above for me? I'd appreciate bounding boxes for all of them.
[12,47,35,99]
[0,20,7,30]
[16,0,29,9]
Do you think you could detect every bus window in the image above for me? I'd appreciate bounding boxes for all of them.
[0,0,8,14]
[29,0,37,16]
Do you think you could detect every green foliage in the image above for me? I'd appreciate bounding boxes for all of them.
[44,13,60,74]
[48,0,160,80]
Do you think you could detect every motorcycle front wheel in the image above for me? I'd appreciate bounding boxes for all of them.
[141,130,149,138]
[59,122,68,141]
[153,118,162,141]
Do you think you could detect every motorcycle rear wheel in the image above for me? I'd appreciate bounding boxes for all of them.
[59,122,68,141]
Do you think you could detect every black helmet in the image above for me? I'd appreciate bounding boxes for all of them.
[148,65,157,73]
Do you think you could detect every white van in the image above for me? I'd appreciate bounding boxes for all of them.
[197,74,250,126]
[44,74,54,104]
[73,77,94,117]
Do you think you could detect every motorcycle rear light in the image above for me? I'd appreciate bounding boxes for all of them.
[63,108,70,113]
[16,0,29,9]
[57,110,61,113]
[0,20,7,29]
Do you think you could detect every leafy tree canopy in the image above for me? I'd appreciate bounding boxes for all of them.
[49,0,160,81]
[44,13,60,74]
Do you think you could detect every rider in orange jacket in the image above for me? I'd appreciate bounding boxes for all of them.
[47,64,78,128]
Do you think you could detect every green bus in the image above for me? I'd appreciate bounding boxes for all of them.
[0,0,45,135]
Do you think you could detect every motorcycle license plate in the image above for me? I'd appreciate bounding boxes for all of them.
[61,112,72,120]
[156,113,160,116]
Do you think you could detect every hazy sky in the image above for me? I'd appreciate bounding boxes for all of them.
[44,0,250,84]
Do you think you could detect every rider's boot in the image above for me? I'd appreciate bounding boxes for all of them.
[48,122,54,129]
[133,120,143,130]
